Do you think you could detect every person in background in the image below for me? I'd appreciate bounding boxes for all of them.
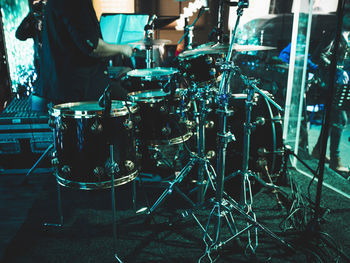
[279,3,350,178]
[310,2,350,178]
[37,0,132,109]
[15,0,47,111]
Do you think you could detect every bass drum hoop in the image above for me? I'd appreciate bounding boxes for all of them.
[262,96,282,173]
[55,170,138,190]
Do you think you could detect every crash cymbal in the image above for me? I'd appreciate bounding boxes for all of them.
[208,42,276,52]
[232,44,276,52]
[129,39,172,47]
[179,42,276,58]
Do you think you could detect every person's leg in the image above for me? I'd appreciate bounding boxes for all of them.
[311,123,330,162]
[329,109,349,174]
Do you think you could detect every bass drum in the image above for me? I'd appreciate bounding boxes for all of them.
[50,101,139,190]
[206,91,284,177]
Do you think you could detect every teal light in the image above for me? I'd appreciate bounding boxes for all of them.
[1,1,35,94]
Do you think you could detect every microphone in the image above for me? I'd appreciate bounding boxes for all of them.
[144,14,157,30]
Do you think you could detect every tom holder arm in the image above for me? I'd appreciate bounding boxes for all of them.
[216,58,283,112]
[98,84,112,117]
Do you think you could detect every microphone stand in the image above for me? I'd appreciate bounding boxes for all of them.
[144,15,156,68]
[100,85,123,262]
[177,6,208,50]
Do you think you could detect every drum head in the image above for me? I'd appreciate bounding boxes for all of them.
[129,90,170,103]
[50,101,138,118]
[126,67,178,81]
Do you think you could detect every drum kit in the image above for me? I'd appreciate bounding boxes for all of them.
[47,1,294,261]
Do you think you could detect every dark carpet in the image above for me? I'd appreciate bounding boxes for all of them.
[1,162,350,263]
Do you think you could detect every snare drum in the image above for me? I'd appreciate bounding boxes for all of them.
[123,67,179,92]
[50,101,139,190]
[129,89,191,146]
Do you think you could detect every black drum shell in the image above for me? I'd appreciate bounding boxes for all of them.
[50,101,139,189]
[177,51,225,85]
[205,92,283,175]
[129,90,191,145]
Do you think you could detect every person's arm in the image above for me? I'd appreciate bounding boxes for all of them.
[89,38,132,58]
[15,12,36,41]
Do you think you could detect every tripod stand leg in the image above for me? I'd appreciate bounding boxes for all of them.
[108,145,123,262]
[225,194,295,253]
[148,159,195,214]
[44,181,64,227]
[22,144,54,184]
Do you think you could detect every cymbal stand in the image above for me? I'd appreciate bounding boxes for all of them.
[194,2,294,261]
[144,15,157,68]
[147,84,217,214]
[177,6,208,50]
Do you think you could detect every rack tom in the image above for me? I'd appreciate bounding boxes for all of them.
[50,101,139,190]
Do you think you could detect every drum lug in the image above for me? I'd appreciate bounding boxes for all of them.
[209,68,216,77]
[51,157,59,167]
[91,120,103,134]
[124,160,135,172]
[205,120,215,129]
[161,126,171,136]
[93,166,104,178]
[205,56,213,65]
[159,106,167,114]
[123,119,133,130]
[58,119,68,132]
[185,120,196,130]
[206,150,216,160]
[61,165,71,176]
[51,151,59,166]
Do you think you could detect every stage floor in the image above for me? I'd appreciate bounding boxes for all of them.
[0,162,349,263]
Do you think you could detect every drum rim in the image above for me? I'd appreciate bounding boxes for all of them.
[50,101,138,118]
[54,169,138,190]
[128,89,171,103]
[147,131,192,146]
[126,67,179,80]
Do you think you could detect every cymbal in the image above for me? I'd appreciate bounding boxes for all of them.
[232,44,276,52]
[206,42,276,52]
[179,42,276,58]
[129,39,172,47]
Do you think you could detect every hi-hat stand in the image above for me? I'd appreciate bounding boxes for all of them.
[147,84,217,214]
[192,1,294,261]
